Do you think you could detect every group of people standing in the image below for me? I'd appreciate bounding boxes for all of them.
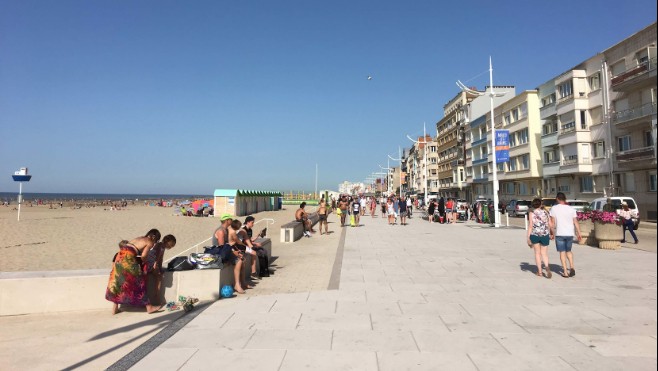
[106,229,177,315]
[426,197,461,224]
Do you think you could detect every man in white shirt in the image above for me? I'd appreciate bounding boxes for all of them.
[618,202,639,244]
[549,192,582,278]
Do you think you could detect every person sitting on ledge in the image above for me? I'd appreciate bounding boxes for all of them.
[295,202,315,237]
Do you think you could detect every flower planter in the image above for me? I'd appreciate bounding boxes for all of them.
[594,221,621,250]
[578,219,596,246]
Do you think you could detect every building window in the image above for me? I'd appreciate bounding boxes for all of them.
[580,110,587,130]
[504,183,514,194]
[593,141,605,158]
[544,150,558,164]
[517,128,529,145]
[618,135,631,152]
[512,109,519,122]
[645,131,654,147]
[520,154,529,169]
[580,176,594,193]
[589,73,600,91]
[504,113,511,126]
[558,81,573,99]
[497,162,505,172]
[509,158,518,171]
[519,183,528,195]
[649,171,657,192]
[519,103,527,119]
[509,134,517,147]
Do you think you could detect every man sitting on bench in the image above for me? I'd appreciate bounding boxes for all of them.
[295,202,315,237]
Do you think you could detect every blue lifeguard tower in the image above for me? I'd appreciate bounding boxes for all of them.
[12,167,32,221]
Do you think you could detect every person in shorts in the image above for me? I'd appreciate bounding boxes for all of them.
[526,198,554,278]
[549,192,582,278]
[318,197,329,235]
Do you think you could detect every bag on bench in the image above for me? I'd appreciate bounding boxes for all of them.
[189,253,223,270]
[167,256,195,271]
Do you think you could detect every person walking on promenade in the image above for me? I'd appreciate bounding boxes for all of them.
[380,196,387,218]
[359,196,366,217]
[406,197,413,218]
[398,196,408,225]
[386,197,396,225]
[318,197,330,235]
[370,197,377,218]
[526,199,553,278]
[619,202,639,244]
[338,195,349,227]
[351,197,361,226]
[106,229,163,315]
[445,198,454,223]
[550,192,582,278]
[427,198,435,223]
[437,197,446,224]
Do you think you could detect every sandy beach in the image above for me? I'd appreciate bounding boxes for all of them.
[0,203,305,273]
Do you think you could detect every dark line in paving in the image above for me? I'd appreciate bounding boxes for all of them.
[105,302,212,371]
[327,226,347,290]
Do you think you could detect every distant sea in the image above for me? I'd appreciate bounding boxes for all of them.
[0,192,212,202]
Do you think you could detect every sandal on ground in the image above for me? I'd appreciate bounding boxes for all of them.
[569,268,576,277]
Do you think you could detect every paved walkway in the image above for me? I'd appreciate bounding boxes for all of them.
[130,214,656,371]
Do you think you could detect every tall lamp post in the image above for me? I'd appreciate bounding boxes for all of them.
[11,167,32,222]
[407,122,429,206]
[457,57,507,228]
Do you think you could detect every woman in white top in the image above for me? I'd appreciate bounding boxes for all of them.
[618,202,639,244]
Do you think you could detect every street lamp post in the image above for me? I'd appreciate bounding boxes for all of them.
[406,122,429,206]
[457,57,507,228]
[378,163,392,195]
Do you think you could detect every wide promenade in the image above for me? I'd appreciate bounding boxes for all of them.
[133,214,657,371]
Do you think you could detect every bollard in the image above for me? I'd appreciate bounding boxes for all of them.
[524,213,528,230]
[506,212,509,227]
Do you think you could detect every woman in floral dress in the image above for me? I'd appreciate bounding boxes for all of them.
[106,229,162,314]
[526,199,554,278]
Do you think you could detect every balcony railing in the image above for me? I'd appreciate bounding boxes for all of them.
[560,122,576,134]
[561,157,592,166]
[613,102,657,125]
[611,56,657,87]
[617,146,656,162]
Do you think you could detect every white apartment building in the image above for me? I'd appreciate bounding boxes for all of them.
[463,86,516,201]
[494,91,543,202]
[604,22,656,221]
[537,53,614,201]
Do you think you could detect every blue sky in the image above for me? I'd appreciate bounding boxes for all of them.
[1,0,656,194]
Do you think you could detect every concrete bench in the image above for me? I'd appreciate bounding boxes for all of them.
[0,238,274,316]
[280,212,320,243]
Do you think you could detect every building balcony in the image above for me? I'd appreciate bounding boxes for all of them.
[472,157,488,166]
[543,161,560,177]
[472,176,489,183]
[560,156,592,173]
[613,102,657,129]
[611,57,657,92]
[616,146,656,163]
[472,137,488,146]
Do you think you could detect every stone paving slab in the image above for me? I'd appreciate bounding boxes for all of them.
[132,215,656,370]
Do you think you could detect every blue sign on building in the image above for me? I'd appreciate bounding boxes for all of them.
[495,130,510,163]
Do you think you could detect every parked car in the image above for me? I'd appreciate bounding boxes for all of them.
[541,198,558,211]
[506,199,531,217]
[590,196,640,229]
[567,199,589,212]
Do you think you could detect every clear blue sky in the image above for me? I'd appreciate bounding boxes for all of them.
[1,0,655,194]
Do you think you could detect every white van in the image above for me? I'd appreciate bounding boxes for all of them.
[567,199,589,212]
[590,196,640,228]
